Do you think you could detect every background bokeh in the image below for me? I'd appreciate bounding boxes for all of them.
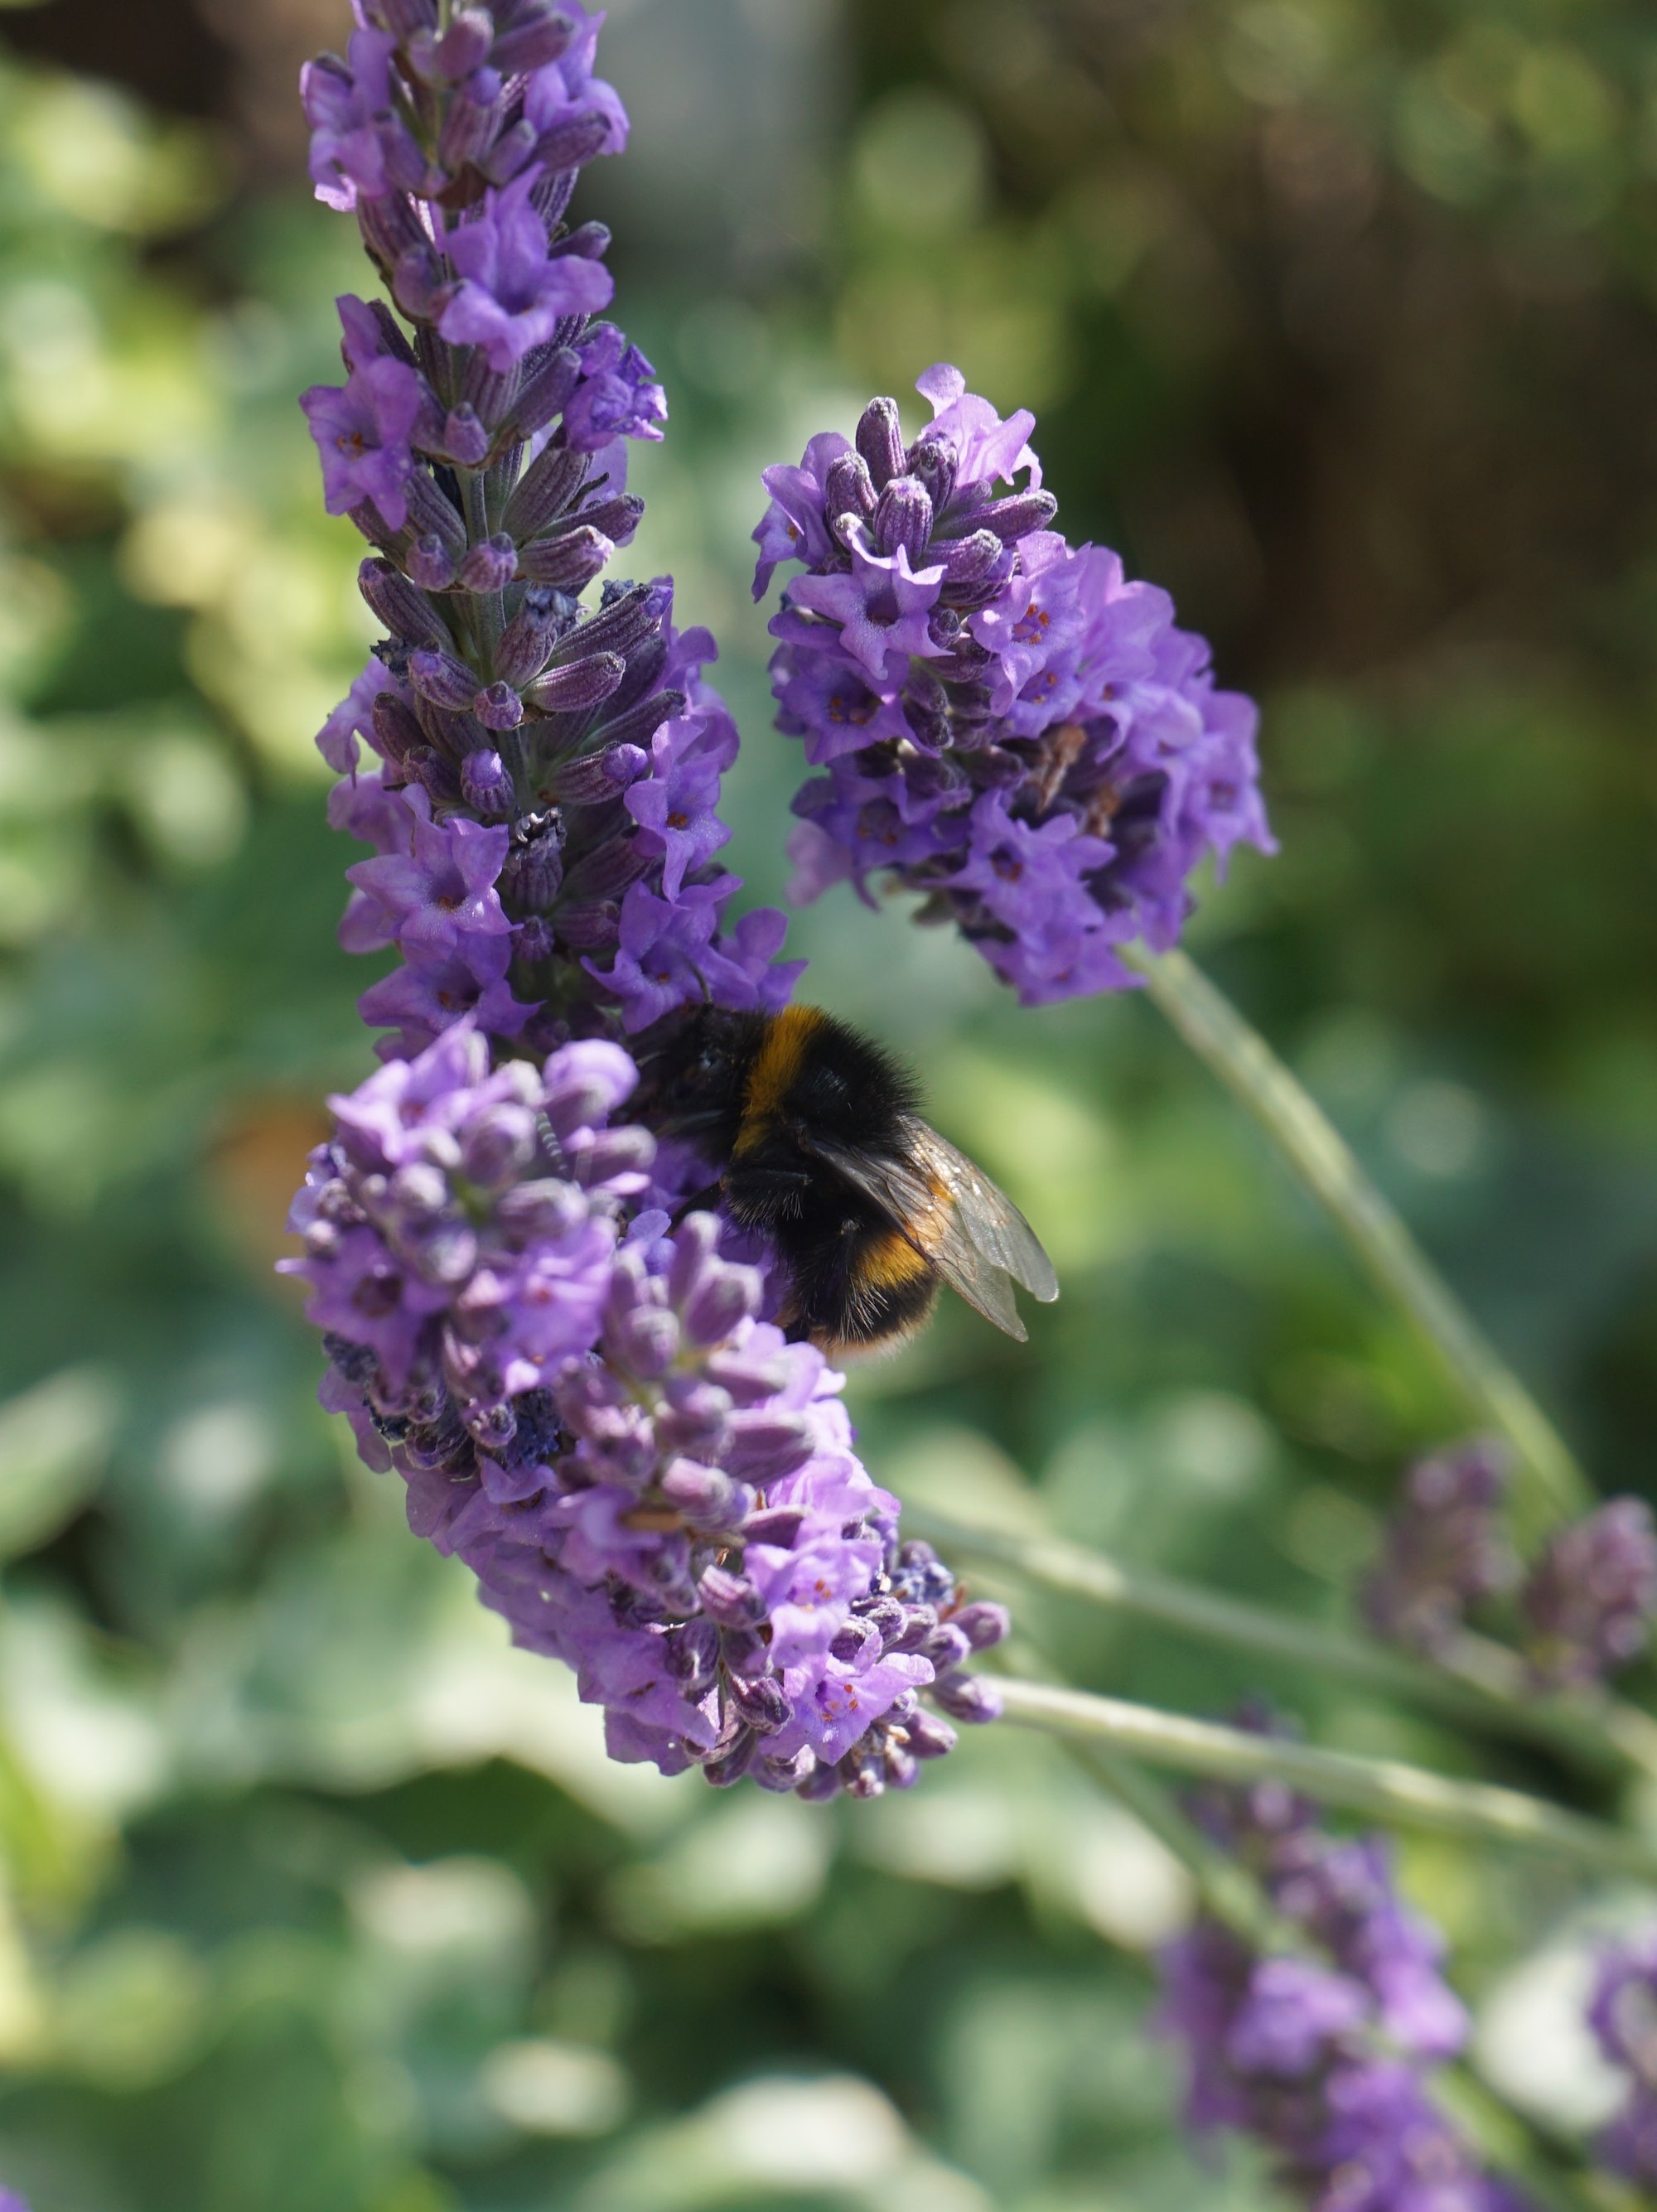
[0,0,1654,2204]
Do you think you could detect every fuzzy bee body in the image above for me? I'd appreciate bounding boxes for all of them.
[649,1004,1058,1356]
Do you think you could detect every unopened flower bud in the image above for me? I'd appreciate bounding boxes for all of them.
[824,450,877,520]
[457,534,519,593]
[874,476,934,564]
[524,650,626,714]
[491,5,576,73]
[460,747,514,817]
[440,403,490,466]
[435,7,494,79]
[855,396,906,489]
[360,558,446,646]
[405,534,458,589]
[473,680,524,730]
[409,646,481,711]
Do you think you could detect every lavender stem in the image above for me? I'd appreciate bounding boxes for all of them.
[915,1509,1657,1782]
[1126,945,1589,1539]
[993,1677,1657,1879]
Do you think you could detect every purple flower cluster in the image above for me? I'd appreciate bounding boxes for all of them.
[301,0,793,1049]
[1159,1747,1526,2210]
[1519,1498,1657,1691]
[1361,1439,1515,1659]
[1365,1442,1657,1690]
[753,365,1273,1002]
[283,1021,1005,1795]
[1587,1929,1657,2188]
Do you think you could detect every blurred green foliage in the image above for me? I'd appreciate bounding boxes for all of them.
[0,0,1653,2205]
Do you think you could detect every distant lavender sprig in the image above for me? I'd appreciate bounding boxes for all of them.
[1362,1439,1515,1658]
[1158,1722,1529,2211]
[1365,1442,1657,1691]
[289,2,1006,1794]
[751,366,1273,1002]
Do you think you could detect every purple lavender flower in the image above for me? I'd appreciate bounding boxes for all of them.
[565,325,668,454]
[1362,1440,1515,1658]
[301,354,425,533]
[439,168,615,370]
[292,1044,1004,1796]
[1159,1731,1526,2211]
[301,26,399,210]
[1520,1497,1657,1689]
[1588,1929,1657,2189]
[754,366,1273,1004]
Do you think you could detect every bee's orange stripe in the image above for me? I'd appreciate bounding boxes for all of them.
[735,1005,825,1157]
[859,1227,934,1291]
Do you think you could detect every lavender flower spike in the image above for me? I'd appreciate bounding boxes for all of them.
[1160,1714,1530,2210]
[1363,1437,1515,1657]
[1587,1928,1657,2190]
[755,365,1273,1003]
[1520,1495,1657,1689]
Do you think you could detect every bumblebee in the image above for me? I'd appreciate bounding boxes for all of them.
[648,1004,1059,1356]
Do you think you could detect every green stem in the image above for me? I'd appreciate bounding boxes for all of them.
[993,1677,1657,1881]
[1127,944,1589,1538]
[915,1507,1657,1783]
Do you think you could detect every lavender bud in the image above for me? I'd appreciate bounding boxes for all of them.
[505,348,582,441]
[930,1670,1002,1724]
[729,1674,791,1736]
[906,1711,959,1760]
[922,1623,973,1670]
[659,1460,737,1528]
[403,470,467,553]
[460,748,515,817]
[457,534,519,594]
[524,650,626,713]
[480,118,539,186]
[874,476,934,564]
[437,73,500,171]
[562,582,661,663]
[542,741,647,806]
[855,396,906,490]
[360,558,446,646]
[493,603,558,688]
[829,1616,882,1664]
[679,1265,755,1350]
[517,528,612,589]
[551,220,611,261]
[532,111,612,173]
[370,691,423,766]
[548,900,615,949]
[954,490,1059,545]
[887,1604,937,1654]
[464,1398,518,1453]
[951,1601,1011,1651]
[409,647,481,712]
[1521,1498,1657,1688]
[824,450,877,521]
[561,832,648,902]
[490,7,576,73]
[514,915,557,963]
[611,1302,680,1378]
[725,1413,814,1483]
[404,746,462,804]
[665,1618,720,1693]
[907,437,958,514]
[500,810,565,910]
[795,1758,842,1804]
[755,1749,815,1793]
[583,692,681,765]
[935,529,1002,584]
[576,494,645,548]
[406,534,458,590]
[698,1567,766,1630]
[857,1595,906,1645]
[503,441,589,539]
[440,403,490,466]
[459,1103,537,1187]
[435,7,494,79]
[370,0,438,37]
[494,1179,587,1241]
[393,244,449,321]
[703,1727,756,1788]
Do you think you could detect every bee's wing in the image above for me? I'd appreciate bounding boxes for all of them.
[906,1122,1060,1311]
[795,1121,1057,1341]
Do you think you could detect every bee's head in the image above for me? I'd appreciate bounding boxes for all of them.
[634,1007,758,1149]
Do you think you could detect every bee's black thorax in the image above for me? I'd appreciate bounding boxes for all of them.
[649,1004,937,1353]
